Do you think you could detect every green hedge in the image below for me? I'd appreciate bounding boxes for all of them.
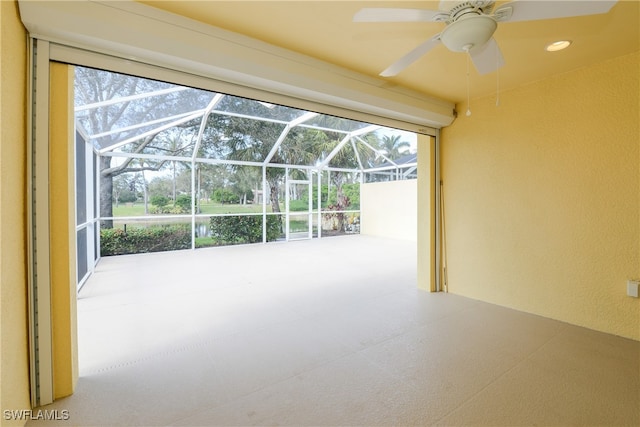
[209,215,281,245]
[101,225,191,256]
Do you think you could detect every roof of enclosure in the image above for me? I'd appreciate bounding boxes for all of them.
[74,67,414,173]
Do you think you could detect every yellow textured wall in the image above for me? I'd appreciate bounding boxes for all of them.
[49,62,78,399]
[0,0,31,423]
[441,52,640,340]
[361,180,417,241]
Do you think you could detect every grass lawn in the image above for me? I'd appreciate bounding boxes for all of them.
[195,236,217,248]
[112,202,332,217]
[113,202,269,217]
[200,203,264,214]
[112,203,147,216]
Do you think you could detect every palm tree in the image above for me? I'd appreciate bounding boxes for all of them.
[312,131,362,232]
[380,134,410,160]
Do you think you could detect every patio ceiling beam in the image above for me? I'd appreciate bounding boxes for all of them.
[297,123,351,135]
[354,135,397,166]
[104,151,266,168]
[320,134,351,168]
[263,111,318,165]
[105,149,363,176]
[403,166,417,178]
[363,162,417,173]
[281,111,319,127]
[263,130,290,166]
[320,124,382,169]
[324,166,360,173]
[351,124,381,137]
[98,111,204,154]
[213,109,290,126]
[75,86,190,112]
[103,149,362,172]
[89,99,291,154]
[265,163,346,172]
[350,140,364,171]
[103,151,192,163]
[87,110,204,140]
[197,158,265,168]
[192,94,225,161]
[92,100,289,148]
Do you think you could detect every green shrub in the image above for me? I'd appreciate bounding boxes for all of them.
[209,215,281,245]
[301,185,328,208]
[150,195,170,208]
[342,183,360,209]
[212,188,238,204]
[175,194,192,212]
[100,225,191,256]
[170,206,185,214]
[149,205,188,214]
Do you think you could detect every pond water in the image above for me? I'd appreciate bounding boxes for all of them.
[195,223,210,237]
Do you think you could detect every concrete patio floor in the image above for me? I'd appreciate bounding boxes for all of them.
[27,235,639,426]
[76,235,419,377]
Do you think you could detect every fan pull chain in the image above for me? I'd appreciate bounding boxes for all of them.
[496,46,500,107]
[465,51,471,117]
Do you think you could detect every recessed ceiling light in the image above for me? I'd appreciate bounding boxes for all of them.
[545,40,572,52]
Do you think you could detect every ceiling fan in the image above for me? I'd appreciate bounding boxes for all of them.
[354,0,618,77]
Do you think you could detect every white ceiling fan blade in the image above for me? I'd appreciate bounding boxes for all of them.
[354,8,443,23]
[495,0,617,23]
[380,35,442,77]
[469,38,504,75]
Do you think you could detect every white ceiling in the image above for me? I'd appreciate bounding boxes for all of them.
[139,1,639,104]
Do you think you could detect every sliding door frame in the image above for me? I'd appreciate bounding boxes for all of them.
[27,38,54,407]
[27,37,443,407]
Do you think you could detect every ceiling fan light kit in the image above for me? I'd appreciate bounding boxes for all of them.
[355,0,618,77]
[440,14,497,52]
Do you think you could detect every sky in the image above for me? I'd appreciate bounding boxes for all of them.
[376,128,418,154]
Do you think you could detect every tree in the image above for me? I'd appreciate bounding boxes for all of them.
[200,113,286,212]
[150,195,170,208]
[175,194,192,212]
[76,66,388,230]
[112,174,139,206]
[316,140,356,231]
[380,134,410,160]
[75,67,204,227]
[299,116,381,231]
[194,96,328,214]
[198,164,232,204]
[148,176,173,201]
[212,188,238,204]
[174,167,194,197]
[162,132,190,203]
[328,182,360,209]
[231,166,259,205]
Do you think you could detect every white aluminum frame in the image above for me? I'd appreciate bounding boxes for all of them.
[75,128,99,291]
[20,0,444,407]
[286,176,314,241]
[77,79,419,252]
